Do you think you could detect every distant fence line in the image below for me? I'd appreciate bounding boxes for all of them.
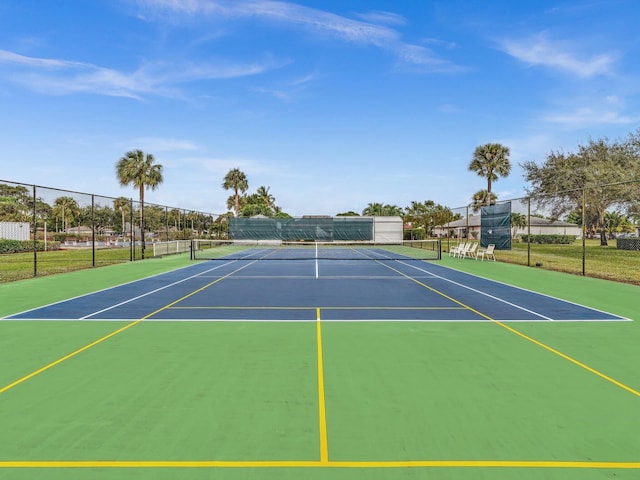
[2,178,640,284]
[0,178,225,281]
[443,180,640,283]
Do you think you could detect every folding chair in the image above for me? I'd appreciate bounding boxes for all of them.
[476,244,496,261]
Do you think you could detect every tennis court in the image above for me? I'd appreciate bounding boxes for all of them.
[1,242,639,480]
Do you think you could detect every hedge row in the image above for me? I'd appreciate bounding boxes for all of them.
[520,234,576,244]
[0,239,61,254]
[617,238,640,251]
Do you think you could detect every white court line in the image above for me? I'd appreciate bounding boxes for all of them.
[0,316,623,323]
[81,255,266,319]
[1,262,219,320]
[374,252,629,322]
[80,261,243,319]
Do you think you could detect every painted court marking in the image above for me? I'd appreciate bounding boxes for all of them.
[1,254,638,473]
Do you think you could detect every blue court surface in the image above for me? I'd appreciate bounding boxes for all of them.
[6,256,626,323]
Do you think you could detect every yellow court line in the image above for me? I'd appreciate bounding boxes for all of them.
[140,260,258,320]
[316,307,329,463]
[0,319,144,395]
[1,460,640,469]
[0,261,257,395]
[493,320,640,397]
[166,306,466,310]
[377,262,640,397]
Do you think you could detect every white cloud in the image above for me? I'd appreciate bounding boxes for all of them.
[354,10,407,26]
[544,108,640,126]
[136,0,462,71]
[0,50,285,98]
[122,137,201,153]
[497,32,616,77]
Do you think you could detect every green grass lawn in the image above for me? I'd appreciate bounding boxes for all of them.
[444,239,640,285]
[0,247,142,283]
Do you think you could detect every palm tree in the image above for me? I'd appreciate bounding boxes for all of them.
[256,186,276,211]
[113,197,130,237]
[362,202,384,216]
[469,143,511,206]
[471,189,497,211]
[510,212,527,239]
[52,196,80,232]
[116,149,163,258]
[222,168,249,217]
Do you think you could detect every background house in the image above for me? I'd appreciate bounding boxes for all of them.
[434,216,581,239]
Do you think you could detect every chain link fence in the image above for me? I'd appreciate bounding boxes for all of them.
[440,181,640,284]
[0,179,227,282]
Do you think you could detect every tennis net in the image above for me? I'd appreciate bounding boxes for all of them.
[190,239,441,261]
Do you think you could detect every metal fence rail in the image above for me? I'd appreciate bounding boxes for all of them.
[443,181,640,284]
[0,179,225,282]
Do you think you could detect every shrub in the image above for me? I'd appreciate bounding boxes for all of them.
[520,234,576,244]
[617,238,640,251]
[0,240,61,254]
[404,228,426,240]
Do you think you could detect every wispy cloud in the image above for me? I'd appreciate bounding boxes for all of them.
[122,137,201,152]
[136,0,462,72]
[353,10,407,26]
[544,107,640,126]
[251,71,318,101]
[497,32,616,77]
[0,49,285,98]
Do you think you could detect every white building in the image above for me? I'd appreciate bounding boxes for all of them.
[0,222,30,240]
[434,216,581,239]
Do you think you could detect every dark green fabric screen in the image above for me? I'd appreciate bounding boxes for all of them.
[480,203,511,249]
[229,217,373,241]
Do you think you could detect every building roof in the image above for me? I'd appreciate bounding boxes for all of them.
[440,216,578,228]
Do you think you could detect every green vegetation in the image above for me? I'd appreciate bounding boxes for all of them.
[0,239,60,254]
[495,239,640,284]
[0,247,140,283]
[520,234,576,244]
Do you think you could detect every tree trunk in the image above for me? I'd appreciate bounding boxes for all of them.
[600,229,608,246]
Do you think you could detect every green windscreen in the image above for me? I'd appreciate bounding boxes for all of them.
[229,217,373,241]
[480,203,511,250]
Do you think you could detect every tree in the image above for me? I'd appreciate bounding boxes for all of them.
[0,184,32,221]
[471,190,497,211]
[336,211,360,216]
[113,197,130,236]
[222,168,249,217]
[362,203,403,216]
[510,212,527,239]
[116,149,163,258]
[521,136,640,246]
[256,186,275,211]
[469,143,511,206]
[362,202,384,216]
[52,196,80,232]
[604,211,635,238]
[404,200,456,237]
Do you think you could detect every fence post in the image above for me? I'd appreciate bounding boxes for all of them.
[32,184,37,277]
[527,198,531,267]
[582,188,586,276]
[129,199,134,262]
[91,194,96,267]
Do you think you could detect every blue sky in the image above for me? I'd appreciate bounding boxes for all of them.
[1,0,639,216]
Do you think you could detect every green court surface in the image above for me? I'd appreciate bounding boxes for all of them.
[1,254,640,480]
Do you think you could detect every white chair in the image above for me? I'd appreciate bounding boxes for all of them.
[463,242,478,259]
[476,244,496,261]
[455,242,471,258]
[449,242,466,257]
